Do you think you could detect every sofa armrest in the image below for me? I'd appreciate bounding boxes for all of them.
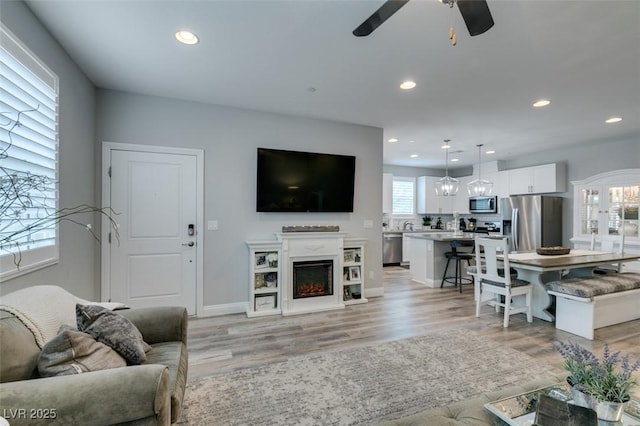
[118,306,188,345]
[0,364,170,426]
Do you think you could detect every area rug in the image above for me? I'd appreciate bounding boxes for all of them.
[179,329,559,425]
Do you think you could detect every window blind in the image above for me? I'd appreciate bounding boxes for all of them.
[392,177,415,216]
[1,24,59,279]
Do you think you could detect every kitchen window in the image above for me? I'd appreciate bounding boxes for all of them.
[392,177,415,216]
[1,24,59,279]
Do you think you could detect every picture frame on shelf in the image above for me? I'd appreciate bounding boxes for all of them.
[255,294,276,311]
[255,253,268,269]
[349,266,360,281]
[343,286,351,299]
[344,249,355,263]
[343,267,350,281]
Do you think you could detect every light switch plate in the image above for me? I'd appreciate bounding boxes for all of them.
[363,219,374,228]
[207,220,218,231]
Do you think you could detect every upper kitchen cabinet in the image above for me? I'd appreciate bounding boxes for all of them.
[572,169,640,240]
[453,175,472,214]
[382,173,393,213]
[417,176,455,214]
[483,171,509,200]
[508,163,566,195]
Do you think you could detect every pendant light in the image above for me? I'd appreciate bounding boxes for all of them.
[435,140,459,196]
[467,144,493,196]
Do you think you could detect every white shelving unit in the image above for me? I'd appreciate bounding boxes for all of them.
[342,238,367,305]
[246,241,281,317]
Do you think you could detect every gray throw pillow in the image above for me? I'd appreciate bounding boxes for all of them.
[38,325,126,377]
[76,304,151,365]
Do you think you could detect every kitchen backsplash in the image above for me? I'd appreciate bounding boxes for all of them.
[383,213,502,231]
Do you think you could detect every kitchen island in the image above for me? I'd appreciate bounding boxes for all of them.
[404,232,477,288]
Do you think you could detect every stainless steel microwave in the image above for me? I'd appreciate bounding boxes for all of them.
[469,196,498,214]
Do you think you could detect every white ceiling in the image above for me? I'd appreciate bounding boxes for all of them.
[24,0,640,169]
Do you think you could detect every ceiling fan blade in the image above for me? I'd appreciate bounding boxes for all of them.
[456,0,494,36]
[353,0,410,37]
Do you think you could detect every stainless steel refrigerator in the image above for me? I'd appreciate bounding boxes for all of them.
[500,195,563,252]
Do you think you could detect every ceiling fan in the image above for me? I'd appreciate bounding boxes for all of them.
[353,0,494,39]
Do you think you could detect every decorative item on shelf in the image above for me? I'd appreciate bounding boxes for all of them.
[555,341,640,422]
[467,144,493,196]
[434,139,459,196]
[265,272,277,288]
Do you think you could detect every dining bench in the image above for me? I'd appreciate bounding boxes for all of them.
[546,273,640,339]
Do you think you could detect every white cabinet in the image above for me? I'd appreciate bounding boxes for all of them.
[342,238,367,305]
[382,173,393,213]
[454,175,471,214]
[246,242,281,317]
[508,163,566,195]
[417,176,454,214]
[402,234,411,263]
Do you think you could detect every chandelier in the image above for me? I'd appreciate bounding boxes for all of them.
[435,140,459,196]
[467,144,493,196]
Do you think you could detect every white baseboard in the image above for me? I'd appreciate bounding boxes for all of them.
[198,302,247,317]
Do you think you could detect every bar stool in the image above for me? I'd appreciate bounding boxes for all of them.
[441,239,474,292]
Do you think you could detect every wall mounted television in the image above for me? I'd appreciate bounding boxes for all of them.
[256,148,356,212]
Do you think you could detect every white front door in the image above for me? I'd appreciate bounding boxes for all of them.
[107,148,199,313]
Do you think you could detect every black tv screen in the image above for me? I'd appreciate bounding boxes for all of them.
[256,148,356,212]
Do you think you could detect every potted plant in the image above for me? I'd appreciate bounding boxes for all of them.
[422,216,432,227]
[555,341,640,421]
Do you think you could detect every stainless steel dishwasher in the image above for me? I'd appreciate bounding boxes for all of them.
[383,232,403,265]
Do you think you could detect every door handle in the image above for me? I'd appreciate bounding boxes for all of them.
[182,241,195,247]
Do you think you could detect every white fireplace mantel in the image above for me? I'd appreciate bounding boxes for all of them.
[276,232,346,316]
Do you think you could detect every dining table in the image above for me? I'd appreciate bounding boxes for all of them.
[502,250,640,322]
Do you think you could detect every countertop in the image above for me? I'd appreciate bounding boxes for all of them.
[404,232,476,241]
[383,229,449,234]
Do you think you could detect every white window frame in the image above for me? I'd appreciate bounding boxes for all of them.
[391,176,416,218]
[1,24,59,281]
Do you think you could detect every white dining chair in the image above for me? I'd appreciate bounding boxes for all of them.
[590,232,625,273]
[474,237,533,327]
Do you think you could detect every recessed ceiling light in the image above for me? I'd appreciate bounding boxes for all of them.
[409,140,415,143]
[387,138,398,143]
[441,139,451,149]
[451,158,459,162]
[533,99,551,108]
[400,80,416,90]
[605,117,623,124]
[410,154,418,158]
[175,30,199,45]
[486,150,495,154]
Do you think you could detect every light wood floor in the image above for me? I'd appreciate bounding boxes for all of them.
[187,266,640,395]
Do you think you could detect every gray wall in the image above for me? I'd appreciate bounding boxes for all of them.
[1,1,98,299]
[95,90,384,308]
